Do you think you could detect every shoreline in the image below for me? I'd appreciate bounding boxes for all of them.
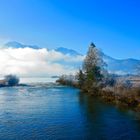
[56,78,140,112]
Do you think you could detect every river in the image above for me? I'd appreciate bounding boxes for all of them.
[0,84,140,139]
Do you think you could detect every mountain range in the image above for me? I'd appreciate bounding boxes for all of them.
[4,41,140,75]
[5,41,40,49]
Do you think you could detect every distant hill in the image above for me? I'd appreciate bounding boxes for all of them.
[5,41,40,49]
[55,47,82,56]
[4,41,140,75]
[56,47,140,75]
[102,52,140,75]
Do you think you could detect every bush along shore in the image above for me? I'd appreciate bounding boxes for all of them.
[57,43,140,112]
[0,75,20,87]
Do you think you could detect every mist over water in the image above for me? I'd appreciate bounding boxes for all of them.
[0,84,140,139]
[20,77,58,84]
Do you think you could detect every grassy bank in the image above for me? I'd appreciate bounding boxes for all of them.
[57,77,140,112]
[100,86,140,112]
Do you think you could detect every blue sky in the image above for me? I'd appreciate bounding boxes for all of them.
[0,0,140,59]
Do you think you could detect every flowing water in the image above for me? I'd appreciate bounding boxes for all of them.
[0,84,140,139]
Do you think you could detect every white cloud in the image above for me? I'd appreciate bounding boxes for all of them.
[0,47,84,77]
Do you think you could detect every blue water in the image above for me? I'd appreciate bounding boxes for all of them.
[0,84,140,139]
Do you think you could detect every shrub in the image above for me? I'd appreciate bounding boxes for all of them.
[4,75,19,86]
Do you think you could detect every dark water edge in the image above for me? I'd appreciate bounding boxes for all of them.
[0,85,140,139]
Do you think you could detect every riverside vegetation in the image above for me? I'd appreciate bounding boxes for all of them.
[0,75,19,87]
[57,43,140,112]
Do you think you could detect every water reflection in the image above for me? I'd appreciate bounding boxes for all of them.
[78,92,140,139]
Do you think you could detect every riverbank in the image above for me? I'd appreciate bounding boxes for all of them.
[100,86,140,112]
[56,78,140,112]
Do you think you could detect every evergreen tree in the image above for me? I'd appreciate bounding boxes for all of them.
[82,42,105,93]
[77,69,85,88]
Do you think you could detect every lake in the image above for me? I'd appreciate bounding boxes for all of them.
[0,84,140,139]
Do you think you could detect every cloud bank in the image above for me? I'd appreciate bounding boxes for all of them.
[0,47,84,77]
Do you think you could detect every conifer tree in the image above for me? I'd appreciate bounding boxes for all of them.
[77,69,85,88]
[82,42,105,93]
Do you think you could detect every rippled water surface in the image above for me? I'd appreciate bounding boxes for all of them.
[0,84,140,139]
